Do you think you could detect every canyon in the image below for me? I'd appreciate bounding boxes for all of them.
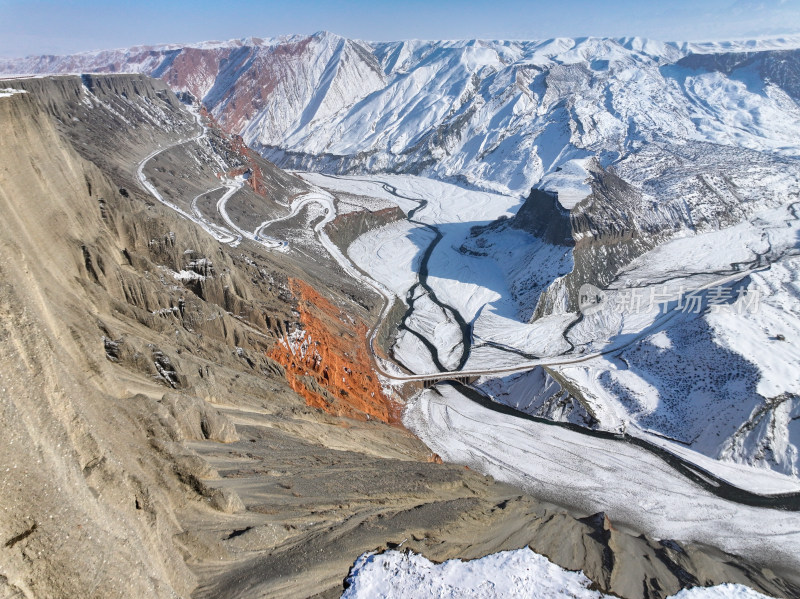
[2,30,800,599]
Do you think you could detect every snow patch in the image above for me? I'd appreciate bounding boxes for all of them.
[342,548,774,599]
[341,548,606,599]
[539,157,593,209]
[404,385,800,569]
[172,270,206,282]
[0,87,26,98]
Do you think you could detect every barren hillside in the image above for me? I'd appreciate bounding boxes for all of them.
[0,76,797,599]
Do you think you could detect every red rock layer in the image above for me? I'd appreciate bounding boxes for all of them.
[229,134,270,197]
[199,109,269,198]
[268,278,401,425]
[163,38,313,134]
[164,47,228,100]
[218,38,313,134]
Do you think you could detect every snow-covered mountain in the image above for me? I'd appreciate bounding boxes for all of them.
[6,33,800,480]
[4,31,800,197]
[5,33,800,302]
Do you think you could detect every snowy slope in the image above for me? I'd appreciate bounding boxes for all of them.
[342,548,774,599]
[404,385,800,569]
[5,34,800,199]
[6,33,800,481]
[342,548,609,599]
[307,168,800,482]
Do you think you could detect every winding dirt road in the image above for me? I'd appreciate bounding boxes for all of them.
[135,116,800,507]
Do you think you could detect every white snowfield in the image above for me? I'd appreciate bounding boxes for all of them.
[404,386,800,572]
[304,171,800,489]
[341,548,773,599]
[348,218,430,296]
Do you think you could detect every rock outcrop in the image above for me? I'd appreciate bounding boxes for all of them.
[326,205,405,253]
[510,188,574,246]
[1,73,798,599]
[269,278,401,424]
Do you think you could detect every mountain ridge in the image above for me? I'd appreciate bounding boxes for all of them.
[6,31,800,61]
[5,32,800,198]
[5,70,799,599]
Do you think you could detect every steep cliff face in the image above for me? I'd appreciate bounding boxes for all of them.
[19,35,793,332]
[535,133,798,315]
[0,83,201,599]
[0,76,339,597]
[7,74,195,180]
[3,72,800,599]
[533,166,659,317]
[6,36,800,202]
[0,73,420,598]
[269,279,401,424]
[461,166,657,319]
[511,189,574,247]
[459,188,575,320]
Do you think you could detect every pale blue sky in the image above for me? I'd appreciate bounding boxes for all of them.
[1,0,799,57]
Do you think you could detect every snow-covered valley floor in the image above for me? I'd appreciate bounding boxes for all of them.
[300,171,800,578]
[404,385,800,572]
[306,171,800,478]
